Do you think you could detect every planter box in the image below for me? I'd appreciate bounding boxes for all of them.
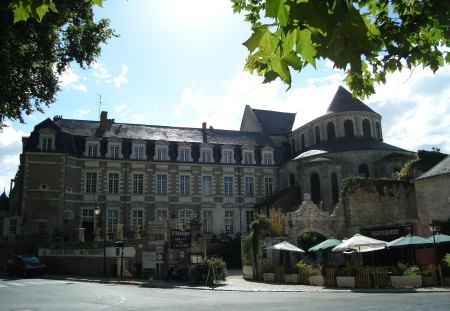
[336,276,356,288]
[422,276,434,287]
[263,273,275,282]
[284,274,299,284]
[308,275,324,286]
[242,265,254,280]
[390,275,422,288]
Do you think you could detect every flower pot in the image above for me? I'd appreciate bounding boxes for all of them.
[308,275,324,286]
[263,272,275,282]
[284,273,299,284]
[336,276,356,288]
[390,275,422,288]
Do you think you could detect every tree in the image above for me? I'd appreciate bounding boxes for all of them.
[0,0,116,128]
[232,0,450,98]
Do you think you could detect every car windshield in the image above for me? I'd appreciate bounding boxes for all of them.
[21,257,40,264]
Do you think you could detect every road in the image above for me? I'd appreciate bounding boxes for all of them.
[1,277,450,311]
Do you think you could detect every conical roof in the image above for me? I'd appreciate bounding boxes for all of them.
[326,86,376,114]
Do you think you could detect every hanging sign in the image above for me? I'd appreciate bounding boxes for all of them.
[170,229,191,248]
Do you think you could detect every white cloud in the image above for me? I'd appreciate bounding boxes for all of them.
[73,84,88,92]
[113,64,128,88]
[58,67,89,92]
[92,62,111,79]
[74,109,90,119]
[116,104,127,112]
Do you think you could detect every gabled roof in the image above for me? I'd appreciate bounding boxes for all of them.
[415,156,450,181]
[251,108,296,135]
[326,86,376,114]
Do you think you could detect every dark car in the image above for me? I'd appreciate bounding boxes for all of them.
[6,255,46,276]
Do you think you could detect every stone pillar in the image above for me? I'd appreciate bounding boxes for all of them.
[114,224,123,241]
[76,228,85,243]
[134,224,141,240]
[94,227,101,242]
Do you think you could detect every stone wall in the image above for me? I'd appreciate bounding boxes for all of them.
[342,178,417,228]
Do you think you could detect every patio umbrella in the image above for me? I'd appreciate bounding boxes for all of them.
[387,234,434,249]
[427,233,450,244]
[267,241,305,253]
[332,234,387,253]
[308,238,342,252]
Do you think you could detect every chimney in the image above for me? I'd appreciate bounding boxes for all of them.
[100,111,108,131]
[202,122,207,142]
[53,115,63,122]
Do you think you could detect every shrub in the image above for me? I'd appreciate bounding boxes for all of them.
[295,260,323,276]
[194,256,228,285]
[441,253,450,276]
[403,266,421,276]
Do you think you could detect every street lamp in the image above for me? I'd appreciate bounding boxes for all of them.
[429,220,441,265]
[94,201,107,278]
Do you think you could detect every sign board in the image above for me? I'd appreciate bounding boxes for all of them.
[170,229,191,248]
[38,247,136,258]
[143,251,156,269]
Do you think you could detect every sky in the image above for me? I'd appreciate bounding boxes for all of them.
[1,0,449,195]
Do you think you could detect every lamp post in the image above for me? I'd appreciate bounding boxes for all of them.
[94,200,107,278]
[429,221,441,265]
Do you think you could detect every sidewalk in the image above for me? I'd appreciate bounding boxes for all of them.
[42,269,450,293]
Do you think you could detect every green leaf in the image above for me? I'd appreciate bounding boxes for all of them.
[89,0,103,7]
[35,3,50,21]
[283,52,303,71]
[266,0,289,27]
[269,55,291,85]
[11,1,33,23]
[295,29,317,67]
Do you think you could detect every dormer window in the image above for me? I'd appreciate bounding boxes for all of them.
[107,138,122,159]
[200,144,213,163]
[154,141,169,161]
[221,145,235,164]
[85,138,100,158]
[261,146,274,165]
[38,128,56,151]
[88,144,98,157]
[177,143,192,162]
[242,147,255,165]
[131,140,147,160]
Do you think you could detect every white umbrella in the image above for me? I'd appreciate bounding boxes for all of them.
[332,234,387,253]
[267,241,305,252]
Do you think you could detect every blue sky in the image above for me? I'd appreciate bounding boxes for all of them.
[1,0,449,194]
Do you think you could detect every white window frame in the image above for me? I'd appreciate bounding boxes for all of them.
[107,209,119,233]
[131,140,146,160]
[202,210,213,234]
[87,144,98,158]
[244,176,254,196]
[156,174,168,195]
[155,141,169,161]
[108,173,119,194]
[264,177,273,196]
[132,173,144,194]
[155,209,168,222]
[221,146,235,164]
[202,175,213,196]
[224,176,233,196]
[179,209,192,224]
[178,143,192,162]
[262,147,274,165]
[245,210,254,233]
[85,172,97,193]
[109,145,120,159]
[38,128,56,151]
[131,209,144,230]
[200,144,213,163]
[9,218,18,235]
[242,147,255,165]
[179,175,190,196]
[225,210,234,236]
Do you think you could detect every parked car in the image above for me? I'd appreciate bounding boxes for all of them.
[6,255,46,276]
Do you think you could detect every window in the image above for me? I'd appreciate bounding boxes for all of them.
[157,148,167,161]
[262,152,273,165]
[224,176,233,196]
[310,173,321,204]
[244,177,254,196]
[88,144,98,157]
[86,172,97,193]
[180,175,190,195]
[359,164,370,177]
[156,174,167,195]
[9,219,17,235]
[331,173,339,204]
[362,119,371,138]
[223,150,233,164]
[82,209,95,222]
[202,176,213,196]
[156,209,168,222]
[179,209,192,224]
[180,149,190,162]
[108,173,119,194]
[243,152,253,165]
[203,210,213,234]
[134,146,144,160]
[42,137,53,151]
[37,222,45,235]
[225,211,234,235]
[246,211,254,232]
[133,174,143,194]
[344,120,355,138]
[327,122,336,143]
[315,126,321,144]
[132,210,143,230]
[109,145,120,158]
[202,150,212,163]
[264,177,273,196]
[107,210,119,233]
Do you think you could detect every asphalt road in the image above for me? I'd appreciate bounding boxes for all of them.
[1,277,450,311]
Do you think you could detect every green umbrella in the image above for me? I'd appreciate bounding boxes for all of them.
[308,238,341,252]
[387,234,434,249]
[427,233,450,244]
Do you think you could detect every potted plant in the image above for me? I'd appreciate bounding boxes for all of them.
[441,253,450,286]
[307,264,324,286]
[390,264,422,288]
[336,263,357,288]
[296,261,311,285]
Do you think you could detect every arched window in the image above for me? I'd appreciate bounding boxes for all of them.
[315,126,321,144]
[327,122,336,143]
[344,120,354,139]
[291,139,295,154]
[362,119,371,138]
[289,173,296,187]
[331,173,339,204]
[301,134,305,150]
[358,164,370,177]
[376,122,382,140]
[310,173,321,204]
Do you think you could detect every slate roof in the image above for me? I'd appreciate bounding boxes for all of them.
[52,119,277,147]
[294,139,411,160]
[326,86,376,114]
[251,108,296,135]
[415,156,450,181]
